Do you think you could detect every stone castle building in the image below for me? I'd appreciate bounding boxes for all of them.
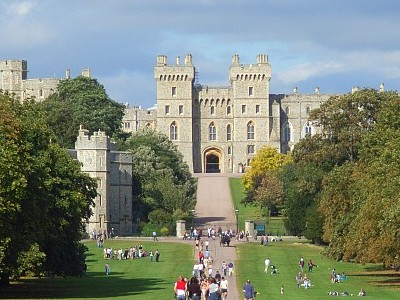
[0,59,90,101]
[122,53,331,173]
[69,126,134,236]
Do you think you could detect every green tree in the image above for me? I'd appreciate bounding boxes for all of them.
[41,76,125,148]
[125,129,196,227]
[342,93,400,265]
[0,95,97,284]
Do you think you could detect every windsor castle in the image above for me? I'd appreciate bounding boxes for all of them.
[1,54,375,235]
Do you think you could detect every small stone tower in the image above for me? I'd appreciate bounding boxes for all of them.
[74,126,133,236]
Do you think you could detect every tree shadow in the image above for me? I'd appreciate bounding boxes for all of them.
[0,272,170,299]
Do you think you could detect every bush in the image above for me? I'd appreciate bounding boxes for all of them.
[141,223,158,237]
[160,227,170,236]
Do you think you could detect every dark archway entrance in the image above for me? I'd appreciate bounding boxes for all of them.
[206,154,220,173]
[204,148,223,173]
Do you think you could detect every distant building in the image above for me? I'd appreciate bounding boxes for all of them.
[122,54,331,173]
[0,59,89,102]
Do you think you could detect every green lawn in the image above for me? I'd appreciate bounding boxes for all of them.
[2,239,399,299]
[229,177,287,235]
[1,239,194,300]
[236,241,399,299]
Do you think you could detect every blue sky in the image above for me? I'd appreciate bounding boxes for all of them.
[1,0,399,108]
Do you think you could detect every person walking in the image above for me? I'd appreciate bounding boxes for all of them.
[155,249,160,262]
[243,279,255,300]
[187,276,202,300]
[152,231,158,241]
[105,263,110,275]
[174,275,187,300]
[220,276,229,300]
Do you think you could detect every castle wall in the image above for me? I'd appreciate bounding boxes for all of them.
[0,60,59,102]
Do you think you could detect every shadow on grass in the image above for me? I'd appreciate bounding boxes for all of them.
[0,272,169,299]
[350,270,400,288]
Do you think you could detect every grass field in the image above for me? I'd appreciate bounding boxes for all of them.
[1,240,194,300]
[236,240,400,299]
[229,177,287,236]
[2,239,399,299]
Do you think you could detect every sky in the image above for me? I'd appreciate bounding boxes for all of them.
[1,0,399,108]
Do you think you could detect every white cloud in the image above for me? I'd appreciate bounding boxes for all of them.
[6,1,36,17]
[277,61,345,84]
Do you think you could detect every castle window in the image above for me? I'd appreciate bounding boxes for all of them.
[256,105,260,114]
[247,145,255,154]
[211,106,215,115]
[305,123,312,136]
[124,122,131,129]
[145,123,151,128]
[228,146,232,155]
[282,122,291,142]
[227,124,232,141]
[242,105,246,114]
[165,105,170,115]
[172,87,177,97]
[209,122,216,141]
[248,86,253,97]
[179,105,184,115]
[170,121,178,141]
[306,106,311,114]
[39,89,43,97]
[99,194,102,206]
[285,106,290,115]
[227,106,231,115]
[247,122,255,140]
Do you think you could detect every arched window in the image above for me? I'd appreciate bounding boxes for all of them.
[227,106,231,115]
[170,122,178,141]
[282,122,291,142]
[305,122,312,136]
[209,122,216,141]
[227,124,232,141]
[306,106,311,114]
[228,146,232,155]
[285,106,290,115]
[211,106,215,115]
[247,122,255,140]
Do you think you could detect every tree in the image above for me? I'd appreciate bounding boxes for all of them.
[40,76,125,148]
[341,93,400,265]
[0,95,97,284]
[242,147,292,191]
[125,129,196,227]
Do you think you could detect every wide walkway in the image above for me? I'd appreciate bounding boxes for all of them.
[192,173,240,300]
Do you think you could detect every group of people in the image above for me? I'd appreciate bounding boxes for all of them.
[92,228,115,248]
[174,274,230,300]
[330,268,347,283]
[102,244,159,261]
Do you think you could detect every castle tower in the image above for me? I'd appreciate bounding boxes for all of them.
[0,60,27,97]
[154,54,196,172]
[229,54,274,169]
[75,126,112,234]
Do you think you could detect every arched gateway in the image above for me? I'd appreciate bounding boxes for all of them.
[204,147,223,173]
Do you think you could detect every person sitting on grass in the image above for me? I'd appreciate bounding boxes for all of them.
[303,274,311,289]
[270,265,278,274]
[358,288,366,296]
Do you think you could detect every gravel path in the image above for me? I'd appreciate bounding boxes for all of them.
[192,173,241,300]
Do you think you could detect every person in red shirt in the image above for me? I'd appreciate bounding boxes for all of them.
[174,275,187,300]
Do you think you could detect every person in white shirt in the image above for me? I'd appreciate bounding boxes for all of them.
[264,257,271,273]
[219,277,229,300]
